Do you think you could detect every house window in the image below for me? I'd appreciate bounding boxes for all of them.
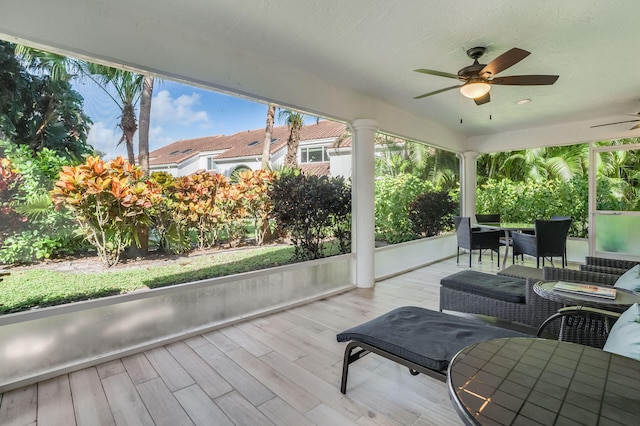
[207,158,217,171]
[301,146,328,163]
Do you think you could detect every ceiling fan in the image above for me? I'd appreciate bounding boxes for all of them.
[591,113,640,131]
[413,47,559,105]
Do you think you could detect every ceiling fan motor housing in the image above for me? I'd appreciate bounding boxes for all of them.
[458,47,489,79]
[458,63,486,79]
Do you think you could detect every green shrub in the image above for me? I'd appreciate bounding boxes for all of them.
[374,174,435,243]
[0,140,87,264]
[0,229,88,264]
[408,191,457,237]
[271,171,351,261]
[476,177,589,237]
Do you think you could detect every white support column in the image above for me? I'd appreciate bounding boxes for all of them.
[350,119,378,288]
[461,151,479,219]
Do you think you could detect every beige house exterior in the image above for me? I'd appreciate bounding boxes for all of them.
[149,120,352,177]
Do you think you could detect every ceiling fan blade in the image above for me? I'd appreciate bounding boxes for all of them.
[490,75,559,85]
[413,85,461,99]
[474,92,490,106]
[590,119,640,128]
[480,48,530,77]
[414,69,461,80]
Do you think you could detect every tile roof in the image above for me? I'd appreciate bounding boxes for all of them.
[299,162,330,176]
[328,134,352,148]
[150,120,347,166]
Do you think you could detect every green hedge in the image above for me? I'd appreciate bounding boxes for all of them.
[476,177,588,237]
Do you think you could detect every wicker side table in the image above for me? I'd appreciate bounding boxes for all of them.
[533,280,640,312]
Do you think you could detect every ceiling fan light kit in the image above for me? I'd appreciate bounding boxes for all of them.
[460,81,491,99]
[414,46,559,106]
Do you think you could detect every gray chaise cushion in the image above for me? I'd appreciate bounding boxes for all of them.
[440,270,526,303]
[336,306,530,372]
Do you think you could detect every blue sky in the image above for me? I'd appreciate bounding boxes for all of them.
[75,79,314,160]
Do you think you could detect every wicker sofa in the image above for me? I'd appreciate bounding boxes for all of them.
[439,266,621,335]
[579,256,640,277]
[439,270,562,329]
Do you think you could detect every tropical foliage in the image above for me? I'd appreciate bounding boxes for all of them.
[236,169,276,246]
[374,137,460,243]
[51,156,162,266]
[271,170,351,260]
[14,43,155,172]
[408,191,457,238]
[476,177,589,238]
[0,140,87,264]
[0,41,93,159]
[475,138,640,238]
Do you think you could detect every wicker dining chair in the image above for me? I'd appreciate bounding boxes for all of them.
[453,216,501,268]
[511,219,571,268]
[551,215,572,266]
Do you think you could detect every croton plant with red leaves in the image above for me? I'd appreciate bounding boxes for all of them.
[52,156,162,266]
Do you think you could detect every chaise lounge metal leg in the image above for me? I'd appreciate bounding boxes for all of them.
[341,342,370,394]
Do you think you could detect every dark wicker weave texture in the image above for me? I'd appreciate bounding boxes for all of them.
[579,264,628,277]
[542,267,619,286]
[439,277,562,330]
[453,216,501,268]
[540,267,621,348]
[584,256,640,274]
[511,219,571,268]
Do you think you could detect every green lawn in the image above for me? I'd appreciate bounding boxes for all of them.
[0,245,300,315]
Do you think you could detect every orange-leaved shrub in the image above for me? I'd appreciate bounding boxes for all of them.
[52,156,163,266]
[166,171,230,249]
[235,169,276,246]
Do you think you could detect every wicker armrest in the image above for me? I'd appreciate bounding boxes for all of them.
[585,256,640,270]
[579,264,627,277]
[536,306,621,348]
[542,267,619,286]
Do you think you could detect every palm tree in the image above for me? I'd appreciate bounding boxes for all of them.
[261,104,275,169]
[138,75,154,175]
[278,109,305,169]
[15,44,155,172]
[80,63,144,165]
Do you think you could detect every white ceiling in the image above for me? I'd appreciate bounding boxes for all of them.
[1,0,640,153]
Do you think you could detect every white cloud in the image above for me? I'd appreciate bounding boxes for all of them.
[87,121,127,160]
[151,90,211,126]
[149,126,174,152]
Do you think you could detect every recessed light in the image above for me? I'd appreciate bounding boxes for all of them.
[516,99,531,105]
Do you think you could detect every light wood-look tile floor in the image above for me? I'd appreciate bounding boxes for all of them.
[0,256,531,425]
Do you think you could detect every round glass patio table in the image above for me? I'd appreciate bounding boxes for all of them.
[447,337,640,425]
[533,280,640,312]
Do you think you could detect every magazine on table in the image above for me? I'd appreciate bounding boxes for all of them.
[553,281,617,300]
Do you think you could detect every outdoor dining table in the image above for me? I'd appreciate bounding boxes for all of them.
[477,222,535,269]
[447,337,640,425]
